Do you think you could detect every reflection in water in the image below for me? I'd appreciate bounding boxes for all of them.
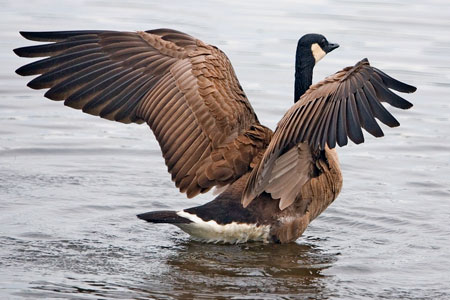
[163,241,337,297]
[26,239,337,299]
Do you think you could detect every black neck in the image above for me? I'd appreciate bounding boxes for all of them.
[294,47,315,102]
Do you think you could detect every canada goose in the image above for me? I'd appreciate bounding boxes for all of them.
[14,29,416,244]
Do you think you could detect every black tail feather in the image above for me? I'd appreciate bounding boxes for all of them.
[137,210,191,224]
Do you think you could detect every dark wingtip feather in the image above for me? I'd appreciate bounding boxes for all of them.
[373,68,417,94]
[13,47,25,57]
[19,31,33,39]
[19,30,109,42]
[26,80,39,90]
[371,79,414,110]
[15,59,48,76]
[346,94,365,144]
[405,85,417,93]
[364,84,401,128]
[374,130,384,138]
[15,64,31,76]
[15,67,23,76]
[44,88,64,101]
[19,31,58,42]
[27,74,53,89]
[400,99,413,109]
[14,45,50,58]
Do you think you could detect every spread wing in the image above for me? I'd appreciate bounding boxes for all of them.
[243,58,416,209]
[14,29,272,198]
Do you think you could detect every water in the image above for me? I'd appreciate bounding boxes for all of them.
[1,0,450,298]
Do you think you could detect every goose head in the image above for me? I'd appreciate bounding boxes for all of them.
[297,33,339,65]
[294,33,339,101]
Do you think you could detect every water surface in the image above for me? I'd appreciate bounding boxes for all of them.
[1,0,450,299]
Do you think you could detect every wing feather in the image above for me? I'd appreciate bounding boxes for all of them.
[355,88,384,137]
[243,58,415,208]
[336,97,348,146]
[346,93,364,144]
[15,29,272,198]
[320,99,337,149]
[364,81,399,127]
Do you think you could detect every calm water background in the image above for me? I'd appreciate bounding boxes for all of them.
[1,0,450,299]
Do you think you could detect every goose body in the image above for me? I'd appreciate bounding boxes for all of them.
[14,29,416,243]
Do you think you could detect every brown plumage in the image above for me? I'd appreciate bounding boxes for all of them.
[14,29,416,243]
[242,59,414,210]
[14,29,273,198]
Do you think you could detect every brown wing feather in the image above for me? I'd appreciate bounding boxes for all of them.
[243,58,416,208]
[14,29,273,198]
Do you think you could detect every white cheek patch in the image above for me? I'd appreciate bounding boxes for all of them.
[311,43,326,63]
[175,210,271,244]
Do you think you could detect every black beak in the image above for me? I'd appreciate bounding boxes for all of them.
[325,43,339,53]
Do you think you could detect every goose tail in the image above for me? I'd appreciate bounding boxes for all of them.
[137,210,192,224]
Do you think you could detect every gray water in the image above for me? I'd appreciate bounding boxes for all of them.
[1,0,450,299]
